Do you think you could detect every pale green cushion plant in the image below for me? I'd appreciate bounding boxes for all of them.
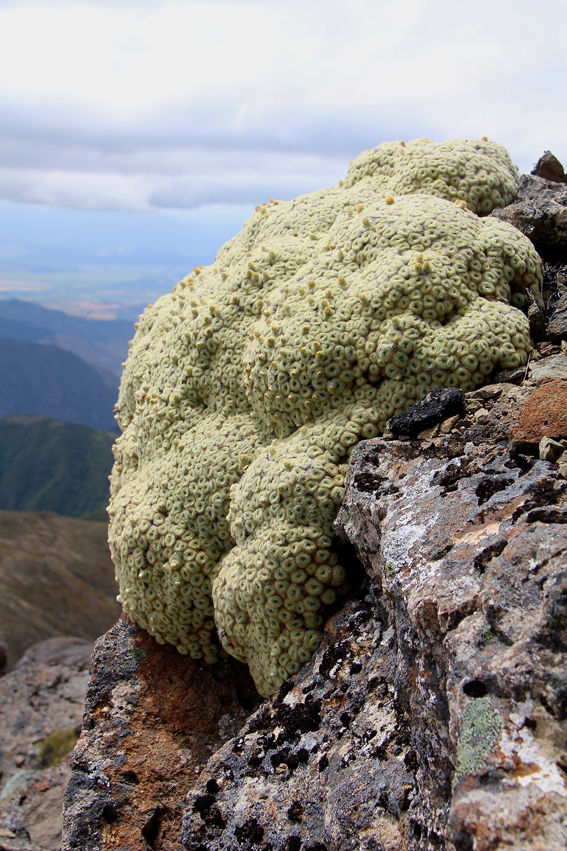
[109,138,540,696]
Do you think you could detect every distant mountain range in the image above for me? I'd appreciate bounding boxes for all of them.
[0,299,130,520]
[0,337,119,430]
[0,298,137,429]
[0,299,133,377]
[0,416,115,519]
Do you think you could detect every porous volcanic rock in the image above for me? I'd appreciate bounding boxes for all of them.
[492,173,567,262]
[63,380,567,851]
[388,387,465,438]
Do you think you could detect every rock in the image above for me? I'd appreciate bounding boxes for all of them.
[180,592,411,851]
[0,764,72,851]
[528,291,548,342]
[548,296,567,340]
[14,638,94,672]
[534,341,562,360]
[0,644,7,678]
[62,617,260,851]
[0,772,40,802]
[473,407,490,425]
[0,637,94,851]
[512,379,567,442]
[491,174,567,262]
[529,354,567,383]
[388,387,465,438]
[63,375,567,851]
[494,366,527,384]
[546,264,567,341]
[539,437,565,462]
[532,151,567,184]
[439,414,461,434]
[335,433,567,850]
[417,424,440,439]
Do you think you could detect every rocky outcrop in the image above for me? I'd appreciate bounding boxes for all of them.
[62,162,567,851]
[491,157,567,342]
[0,638,94,851]
[62,359,567,851]
[492,173,567,262]
[532,151,567,185]
[180,377,567,851]
[336,381,567,850]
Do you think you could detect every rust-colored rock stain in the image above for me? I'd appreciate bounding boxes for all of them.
[513,379,567,441]
[67,618,260,850]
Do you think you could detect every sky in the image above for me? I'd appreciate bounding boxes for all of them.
[0,0,566,319]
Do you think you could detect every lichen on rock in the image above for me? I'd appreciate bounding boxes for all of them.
[454,697,502,782]
[109,137,542,696]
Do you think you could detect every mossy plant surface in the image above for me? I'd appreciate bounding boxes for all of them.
[109,137,542,696]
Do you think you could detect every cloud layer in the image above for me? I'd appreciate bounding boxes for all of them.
[0,0,566,212]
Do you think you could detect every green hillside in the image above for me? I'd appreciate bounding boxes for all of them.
[0,336,119,430]
[0,416,115,518]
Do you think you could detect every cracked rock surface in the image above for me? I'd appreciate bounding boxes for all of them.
[492,173,567,260]
[62,619,260,851]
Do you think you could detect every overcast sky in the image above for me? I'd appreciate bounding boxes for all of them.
[0,0,565,317]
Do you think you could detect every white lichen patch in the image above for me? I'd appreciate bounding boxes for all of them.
[108,137,542,696]
[501,723,567,798]
[381,511,441,587]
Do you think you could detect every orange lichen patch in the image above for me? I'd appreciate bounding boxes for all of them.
[512,380,567,442]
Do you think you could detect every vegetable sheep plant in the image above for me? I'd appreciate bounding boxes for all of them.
[109,137,542,696]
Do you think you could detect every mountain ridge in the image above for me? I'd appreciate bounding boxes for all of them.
[0,510,120,670]
[0,336,119,430]
[0,299,133,376]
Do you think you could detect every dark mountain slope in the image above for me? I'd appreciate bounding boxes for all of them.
[0,300,133,375]
[0,337,119,430]
[0,315,50,344]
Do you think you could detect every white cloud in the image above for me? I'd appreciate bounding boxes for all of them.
[0,0,565,211]
[0,146,349,211]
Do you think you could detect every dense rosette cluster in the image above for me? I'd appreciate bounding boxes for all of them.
[109,138,542,696]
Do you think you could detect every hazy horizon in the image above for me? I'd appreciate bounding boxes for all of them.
[0,0,565,318]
